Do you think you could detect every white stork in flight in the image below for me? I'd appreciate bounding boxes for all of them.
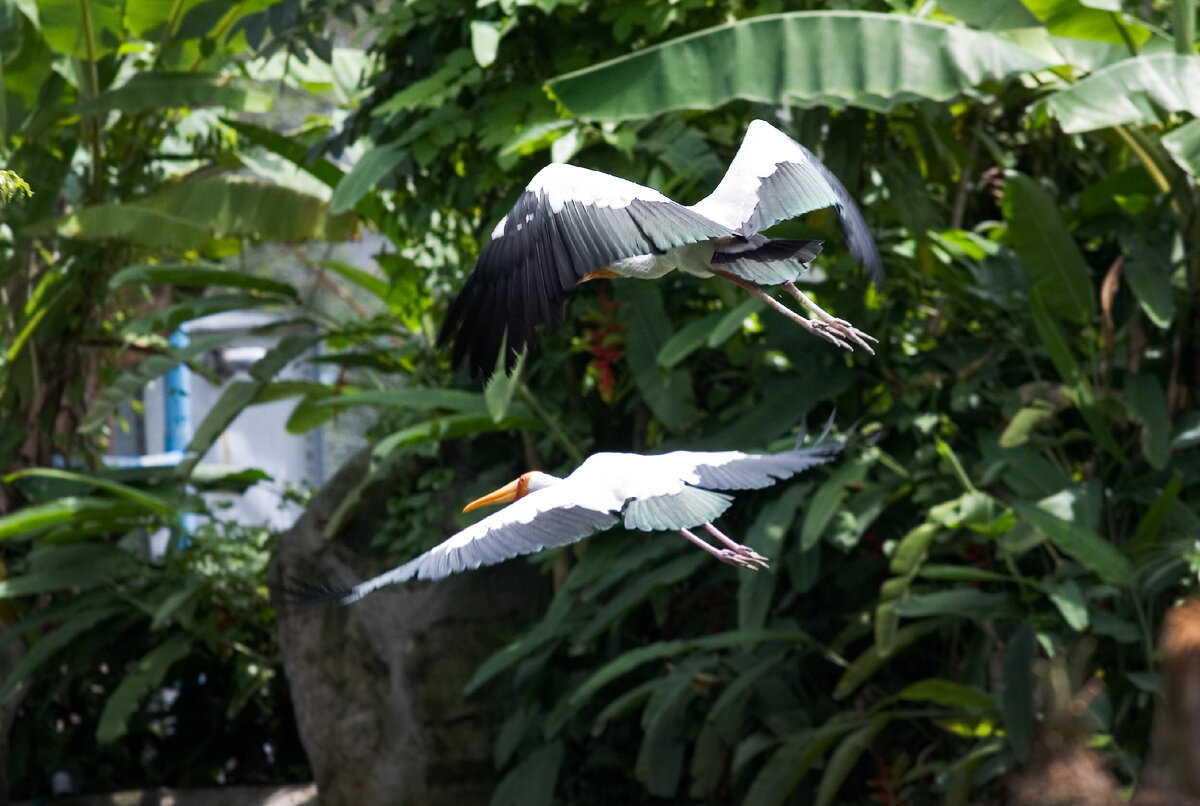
[439,119,883,378]
[329,439,837,604]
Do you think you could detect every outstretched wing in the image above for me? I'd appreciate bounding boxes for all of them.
[337,482,622,604]
[653,442,841,492]
[690,120,883,285]
[439,163,732,378]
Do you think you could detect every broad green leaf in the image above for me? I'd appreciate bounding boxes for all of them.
[97,634,193,743]
[998,404,1056,448]
[330,143,405,214]
[109,263,297,298]
[575,552,707,645]
[657,311,725,369]
[56,203,209,249]
[889,522,938,576]
[929,490,996,529]
[703,648,790,735]
[248,333,318,382]
[614,283,697,433]
[706,297,766,347]
[1124,256,1175,329]
[1002,172,1092,324]
[1,605,127,701]
[892,589,1015,619]
[37,0,123,58]
[484,353,526,423]
[1045,578,1089,630]
[77,73,271,115]
[1011,500,1134,587]
[0,497,147,542]
[874,603,901,660]
[1000,624,1035,761]
[800,448,875,549]
[741,718,854,806]
[937,0,1038,28]
[738,483,810,630]
[814,716,889,806]
[593,679,658,735]
[563,628,811,716]
[315,387,487,414]
[1163,117,1200,177]
[57,176,356,246]
[834,620,942,699]
[547,12,1049,120]
[637,655,713,797]
[1042,54,1200,133]
[470,20,503,67]
[897,679,995,712]
[1132,474,1183,555]
[145,175,357,242]
[919,565,1015,584]
[465,620,567,695]
[1023,0,1154,45]
[316,259,391,301]
[181,381,261,475]
[1125,374,1170,469]
[3,468,173,517]
[490,741,564,806]
[371,413,542,459]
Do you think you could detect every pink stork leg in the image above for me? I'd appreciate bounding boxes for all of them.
[713,271,876,354]
[679,525,770,570]
[703,523,769,568]
[781,281,877,354]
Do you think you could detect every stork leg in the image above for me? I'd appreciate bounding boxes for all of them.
[679,526,770,571]
[714,271,854,351]
[781,282,878,354]
[703,523,770,568]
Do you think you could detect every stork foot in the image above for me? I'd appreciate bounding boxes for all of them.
[714,548,770,571]
[782,282,877,354]
[715,271,876,355]
[679,526,770,571]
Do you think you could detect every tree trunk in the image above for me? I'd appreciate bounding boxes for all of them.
[271,448,548,806]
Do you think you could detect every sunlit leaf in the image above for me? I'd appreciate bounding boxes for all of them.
[1012,500,1134,588]
[547,12,1049,120]
[1042,54,1200,132]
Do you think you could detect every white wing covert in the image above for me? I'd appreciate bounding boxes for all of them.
[662,443,841,491]
[691,120,884,284]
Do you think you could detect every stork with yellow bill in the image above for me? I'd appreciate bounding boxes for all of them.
[440,118,883,378]
[329,439,838,605]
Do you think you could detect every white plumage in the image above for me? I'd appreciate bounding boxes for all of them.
[440,119,882,378]
[332,441,838,604]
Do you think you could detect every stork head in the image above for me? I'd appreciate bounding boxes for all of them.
[463,471,559,512]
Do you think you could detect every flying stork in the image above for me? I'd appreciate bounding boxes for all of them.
[440,119,883,378]
[328,439,838,604]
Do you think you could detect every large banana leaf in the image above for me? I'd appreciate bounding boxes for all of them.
[76,72,272,115]
[1041,53,1200,132]
[51,175,357,247]
[546,11,1050,120]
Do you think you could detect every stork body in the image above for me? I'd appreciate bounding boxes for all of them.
[440,119,881,378]
[332,442,837,605]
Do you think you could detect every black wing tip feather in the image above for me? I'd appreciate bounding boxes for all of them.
[272,575,356,608]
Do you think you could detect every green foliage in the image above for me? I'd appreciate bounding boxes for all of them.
[4,0,1200,801]
[279,0,1200,802]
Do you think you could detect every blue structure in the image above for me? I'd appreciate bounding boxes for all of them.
[165,328,193,452]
